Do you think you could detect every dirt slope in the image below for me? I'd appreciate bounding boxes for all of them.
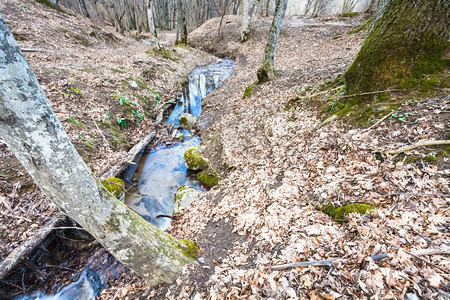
[103,14,449,299]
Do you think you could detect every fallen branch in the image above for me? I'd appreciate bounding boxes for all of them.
[100,132,156,180]
[0,213,64,280]
[363,111,394,131]
[390,244,449,273]
[271,254,388,271]
[339,89,403,99]
[383,140,450,155]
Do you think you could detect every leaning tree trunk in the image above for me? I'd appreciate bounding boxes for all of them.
[147,0,162,50]
[345,0,450,95]
[257,0,288,82]
[0,15,196,286]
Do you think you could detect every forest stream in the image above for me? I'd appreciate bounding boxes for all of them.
[13,59,235,300]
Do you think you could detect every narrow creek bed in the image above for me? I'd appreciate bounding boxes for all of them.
[11,59,235,300]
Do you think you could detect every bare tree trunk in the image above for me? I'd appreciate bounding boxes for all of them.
[123,0,134,31]
[175,0,187,45]
[257,0,288,82]
[0,15,197,286]
[265,0,270,17]
[100,0,115,24]
[241,0,251,42]
[240,0,259,42]
[147,0,162,50]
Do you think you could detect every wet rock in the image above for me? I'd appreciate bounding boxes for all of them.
[179,113,197,129]
[101,177,125,202]
[173,186,199,214]
[184,147,207,170]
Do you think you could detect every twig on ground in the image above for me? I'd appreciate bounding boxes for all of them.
[271,254,388,271]
[383,140,450,155]
[363,111,394,131]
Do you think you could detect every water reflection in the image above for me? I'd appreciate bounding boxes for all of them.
[123,59,235,230]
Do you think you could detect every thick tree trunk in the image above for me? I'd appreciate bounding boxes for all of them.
[345,0,450,94]
[0,15,196,286]
[257,0,288,82]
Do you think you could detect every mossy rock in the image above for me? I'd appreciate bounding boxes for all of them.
[173,186,199,214]
[184,147,207,170]
[319,202,375,223]
[101,177,125,202]
[179,113,197,129]
[197,169,219,187]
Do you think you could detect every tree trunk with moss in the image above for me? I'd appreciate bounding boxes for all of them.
[0,15,196,285]
[257,0,288,82]
[344,0,449,94]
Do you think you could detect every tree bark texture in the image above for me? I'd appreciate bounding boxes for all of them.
[258,0,288,82]
[147,0,162,50]
[175,0,187,44]
[345,0,450,94]
[0,15,196,285]
[240,0,250,42]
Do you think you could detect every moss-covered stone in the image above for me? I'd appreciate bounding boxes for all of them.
[197,169,219,187]
[101,177,125,202]
[179,113,197,129]
[184,147,207,170]
[318,202,376,223]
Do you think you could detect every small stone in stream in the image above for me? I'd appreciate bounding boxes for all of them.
[184,147,207,170]
[179,113,197,129]
[173,186,199,214]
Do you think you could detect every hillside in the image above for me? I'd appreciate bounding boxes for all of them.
[1,1,449,299]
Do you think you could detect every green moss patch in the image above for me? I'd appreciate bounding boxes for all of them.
[184,147,207,170]
[243,83,255,99]
[197,169,219,187]
[179,239,198,260]
[318,202,375,223]
[101,177,125,202]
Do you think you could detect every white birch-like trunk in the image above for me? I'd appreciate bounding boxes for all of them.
[241,0,251,42]
[147,0,162,50]
[258,0,288,82]
[0,14,196,285]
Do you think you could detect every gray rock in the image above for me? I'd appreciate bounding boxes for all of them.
[179,113,197,129]
[173,186,200,214]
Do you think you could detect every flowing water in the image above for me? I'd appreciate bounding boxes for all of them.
[12,58,235,300]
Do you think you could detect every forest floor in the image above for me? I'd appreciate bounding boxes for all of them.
[1,1,449,299]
